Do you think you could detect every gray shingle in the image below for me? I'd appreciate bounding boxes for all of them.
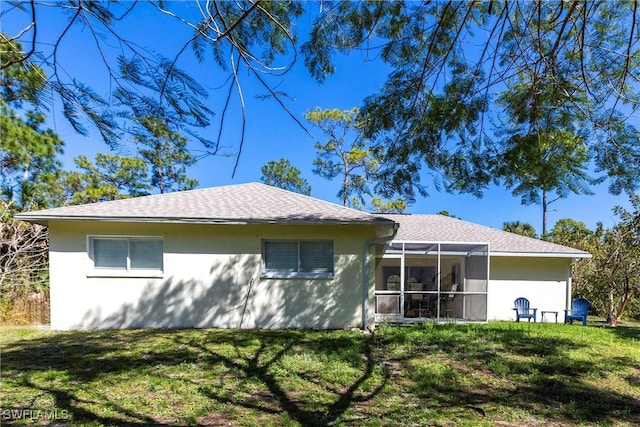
[381,214,589,256]
[16,182,390,225]
[16,183,589,257]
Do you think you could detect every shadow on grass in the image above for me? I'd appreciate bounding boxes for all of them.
[188,332,386,425]
[375,323,640,425]
[2,324,639,425]
[610,324,640,340]
[2,328,387,426]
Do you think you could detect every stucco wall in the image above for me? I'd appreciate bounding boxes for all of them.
[48,221,377,330]
[488,256,571,322]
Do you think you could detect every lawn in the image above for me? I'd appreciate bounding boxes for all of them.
[1,322,639,426]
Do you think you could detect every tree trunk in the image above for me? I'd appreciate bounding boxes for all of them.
[342,158,349,207]
[607,284,618,326]
[614,276,635,325]
[542,190,548,236]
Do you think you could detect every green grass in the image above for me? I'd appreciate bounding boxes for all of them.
[1,322,639,426]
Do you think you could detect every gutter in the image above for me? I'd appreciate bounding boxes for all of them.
[490,251,591,259]
[14,215,395,228]
[362,225,398,332]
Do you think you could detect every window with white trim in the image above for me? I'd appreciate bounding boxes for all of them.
[90,237,163,272]
[262,240,334,278]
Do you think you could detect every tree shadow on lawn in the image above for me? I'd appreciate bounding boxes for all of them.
[609,324,640,340]
[1,328,387,426]
[376,324,640,425]
[179,331,387,425]
[2,329,193,425]
[3,324,639,425]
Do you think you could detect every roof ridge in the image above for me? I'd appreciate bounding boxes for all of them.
[250,181,377,216]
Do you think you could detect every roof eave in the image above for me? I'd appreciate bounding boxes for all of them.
[14,215,394,227]
[491,251,592,259]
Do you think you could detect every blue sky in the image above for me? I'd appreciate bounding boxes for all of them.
[4,2,633,234]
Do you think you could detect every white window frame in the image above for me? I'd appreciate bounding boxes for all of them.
[87,236,164,278]
[261,239,334,279]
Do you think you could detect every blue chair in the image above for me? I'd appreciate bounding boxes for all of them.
[513,297,537,322]
[564,298,590,326]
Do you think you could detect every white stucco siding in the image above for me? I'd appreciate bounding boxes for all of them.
[488,256,571,322]
[48,221,376,330]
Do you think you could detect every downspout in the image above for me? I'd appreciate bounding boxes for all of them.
[362,224,398,332]
[567,259,576,310]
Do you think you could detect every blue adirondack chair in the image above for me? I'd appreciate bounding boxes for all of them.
[564,298,590,326]
[513,297,537,322]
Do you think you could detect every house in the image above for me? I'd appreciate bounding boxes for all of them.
[16,182,590,330]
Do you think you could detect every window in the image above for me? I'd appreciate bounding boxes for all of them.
[262,240,333,278]
[90,237,163,273]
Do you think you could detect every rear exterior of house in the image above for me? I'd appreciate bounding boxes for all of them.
[16,183,589,330]
[374,215,583,324]
[46,220,385,330]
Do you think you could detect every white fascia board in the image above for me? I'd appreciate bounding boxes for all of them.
[15,215,391,227]
[490,251,592,259]
[390,239,490,245]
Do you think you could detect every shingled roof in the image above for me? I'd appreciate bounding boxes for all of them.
[16,183,590,257]
[16,182,392,226]
[381,214,590,257]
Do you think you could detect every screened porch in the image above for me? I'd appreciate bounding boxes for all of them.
[374,241,489,323]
